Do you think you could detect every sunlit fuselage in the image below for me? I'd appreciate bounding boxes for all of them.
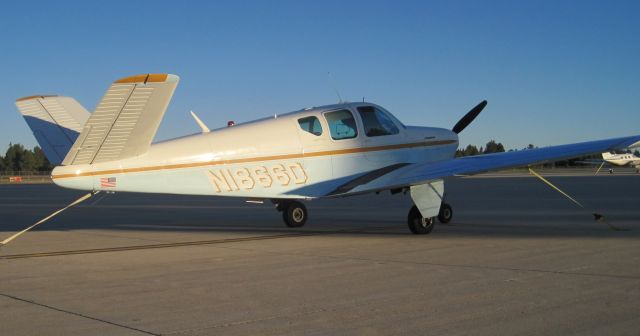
[52,102,459,199]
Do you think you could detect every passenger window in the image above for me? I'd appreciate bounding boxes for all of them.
[324,109,358,140]
[357,106,399,137]
[298,116,323,136]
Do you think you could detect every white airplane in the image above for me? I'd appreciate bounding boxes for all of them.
[602,152,640,172]
[15,73,640,234]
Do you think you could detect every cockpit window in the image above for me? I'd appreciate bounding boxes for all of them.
[324,109,358,140]
[298,116,323,136]
[357,106,400,137]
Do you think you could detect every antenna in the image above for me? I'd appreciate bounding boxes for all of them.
[327,72,343,104]
[190,110,210,133]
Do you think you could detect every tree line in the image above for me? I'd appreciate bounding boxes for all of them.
[456,140,640,167]
[0,143,52,173]
[457,140,640,158]
[1,141,638,173]
[455,140,507,157]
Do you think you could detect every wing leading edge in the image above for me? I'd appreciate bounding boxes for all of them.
[329,135,640,197]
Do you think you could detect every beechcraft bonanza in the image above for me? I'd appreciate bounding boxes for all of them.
[11,73,640,238]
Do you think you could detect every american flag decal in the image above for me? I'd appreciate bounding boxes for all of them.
[100,177,116,188]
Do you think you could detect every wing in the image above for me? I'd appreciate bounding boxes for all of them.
[329,135,640,197]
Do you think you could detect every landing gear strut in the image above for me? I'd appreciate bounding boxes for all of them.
[276,200,308,228]
[407,205,435,234]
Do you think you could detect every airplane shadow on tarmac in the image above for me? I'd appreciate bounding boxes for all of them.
[1,178,639,239]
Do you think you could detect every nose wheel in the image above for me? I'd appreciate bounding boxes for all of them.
[277,200,308,228]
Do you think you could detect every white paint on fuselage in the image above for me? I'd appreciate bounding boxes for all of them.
[602,152,640,168]
[52,102,459,199]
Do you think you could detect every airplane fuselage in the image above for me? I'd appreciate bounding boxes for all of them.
[52,102,459,199]
[605,158,640,167]
[602,152,640,171]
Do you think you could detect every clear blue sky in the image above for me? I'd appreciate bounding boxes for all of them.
[1,0,638,153]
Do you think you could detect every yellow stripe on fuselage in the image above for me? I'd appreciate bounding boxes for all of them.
[51,140,457,179]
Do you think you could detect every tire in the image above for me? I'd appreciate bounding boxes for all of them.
[283,201,307,228]
[407,205,434,234]
[438,203,453,224]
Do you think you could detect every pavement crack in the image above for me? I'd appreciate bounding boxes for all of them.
[0,293,160,336]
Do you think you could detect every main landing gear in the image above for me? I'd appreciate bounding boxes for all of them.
[273,199,453,234]
[407,202,453,234]
[438,203,453,224]
[407,205,434,234]
[275,200,308,228]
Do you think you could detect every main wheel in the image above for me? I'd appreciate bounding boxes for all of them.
[438,203,453,224]
[407,205,434,234]
[283,201,307,228]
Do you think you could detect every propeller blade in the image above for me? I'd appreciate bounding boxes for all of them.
[452,100,487,134]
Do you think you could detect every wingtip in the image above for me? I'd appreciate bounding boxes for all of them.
[15,95,58,102]
[114,73,179,84]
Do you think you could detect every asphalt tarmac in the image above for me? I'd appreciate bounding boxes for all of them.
[1,174,639,335]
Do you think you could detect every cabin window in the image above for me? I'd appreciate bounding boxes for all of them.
[324,109,358,140]
[357,106,399,137]
[298,116,323,136]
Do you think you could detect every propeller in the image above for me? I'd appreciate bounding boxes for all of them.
[452,100,487,134]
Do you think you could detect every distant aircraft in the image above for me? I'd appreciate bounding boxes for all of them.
[601,152,640,172]
[575,152,640,174]
[15,74,640,234]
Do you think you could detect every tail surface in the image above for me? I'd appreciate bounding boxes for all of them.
[15,95,90,164]
[601,152,615,160]
[62,74,179,166]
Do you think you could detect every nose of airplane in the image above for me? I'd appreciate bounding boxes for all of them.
[431,127,459,143]
[444,129,459,143]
